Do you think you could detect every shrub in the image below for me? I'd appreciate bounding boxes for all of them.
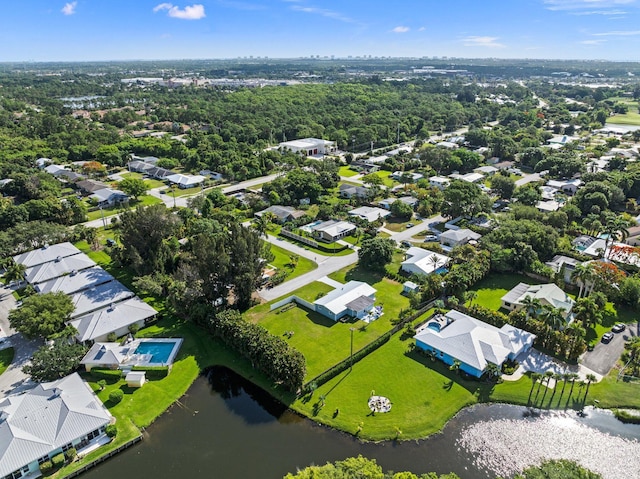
[65,448,77,461]
[105,424,118,438]
[108,389,124,404]
[128,323,140,335]
[106,332,117,342]
[97,379,106,391]
[40,461,53,473]
[51,453,65,467]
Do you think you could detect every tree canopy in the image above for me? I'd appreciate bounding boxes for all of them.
[23,340,87,382]
[8,292,74,340]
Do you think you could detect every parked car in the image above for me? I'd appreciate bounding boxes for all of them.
[601,332,614,343]
[405,223,414,228]
[401,240,412,248]
[106,238,116,247]
[612,323,626,333]
[423,235,438,242]
[15,300,23,308]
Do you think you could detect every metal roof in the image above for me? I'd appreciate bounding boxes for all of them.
[35,266,114,295]
[0,373,112,477]
[14,242,82,269]
[69,280,134,319]
[24,254,96,285]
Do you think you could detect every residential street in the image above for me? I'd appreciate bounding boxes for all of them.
[0,285,40,398]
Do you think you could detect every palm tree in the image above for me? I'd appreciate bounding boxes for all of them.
[558,372,571,406]
[583,373,597,402]
[573,297,602,329]
[520,295,542,320]
[484,362,501,380]
[571,262,594,299]
[464,291,477,307]
[253,215,269,237]
[427,254,444,272]
[541,306,566,331]
[567,373,580,406]
[288,254,299,269]
[529,372,542,404]
[449,359,461,375]
[540,370,555,407]
[603,214,631,260]
[3,261,26,284]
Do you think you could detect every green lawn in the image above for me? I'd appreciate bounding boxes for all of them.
[469,273,545,311]
[85,196,162,221]
[608,110,640,126]
[384,217,416,232]
[339,166,359,177]
[376,170,397,188]
[270,233,354,257]
[0,348,14,376]
[268,243,317,281]
[120,171,166,189]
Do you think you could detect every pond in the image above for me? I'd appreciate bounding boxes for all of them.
[84,367,640,479]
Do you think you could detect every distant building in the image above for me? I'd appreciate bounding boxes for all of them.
[314,281,376,321]
[429,176,450,190]
[401,248,450,276]
[165,173,206,189]
[255,205,306,223]
[339,183,370,199]
[311,220,356,243]
[439,228,481,248]
[348,206,391,223]
[89,188,129,207]
[501,282,575,320]
[278,138,336,156]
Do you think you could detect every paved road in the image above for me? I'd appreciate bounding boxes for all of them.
[0,286,40,398]
[581,325,637,376]
[390,214,445,243]
[515,173,542,187]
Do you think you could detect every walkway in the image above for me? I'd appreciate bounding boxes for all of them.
[502,348,602,384]
[0,286,40,398]
[317,276,343,288]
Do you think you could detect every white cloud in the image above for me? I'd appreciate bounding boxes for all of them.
[543,0,636,11]
[580,39,607,44]
[392,26,410,33]
[593,29,640,35]
[290,4,354,23]
[61,1,77,15]
[418,26,426,31]
[153,3,206,20]
[462,36,505,48]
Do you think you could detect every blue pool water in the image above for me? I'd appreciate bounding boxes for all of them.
[134,341,176,363]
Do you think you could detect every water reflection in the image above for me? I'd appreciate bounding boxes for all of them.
[84,367,640,479]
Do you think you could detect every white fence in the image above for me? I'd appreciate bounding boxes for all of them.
[270,295,316,312]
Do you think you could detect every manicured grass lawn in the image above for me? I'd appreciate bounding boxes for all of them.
[268,243,317,281]
[339,166,358,177]
[172,186,204,197]
[469,273,545,311]
[608,111,640,126]
[0,348,14,376]
[376,170,396,188]
[341,235,361,246]
[329,264,411,320]
[270,233,354,257]
[120,171,166,189]
[85,196,162,221]
[384,217,416,232]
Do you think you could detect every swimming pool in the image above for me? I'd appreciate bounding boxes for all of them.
[134,340,181,364]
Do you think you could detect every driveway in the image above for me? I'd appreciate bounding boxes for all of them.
[581,325,637,376]
[507,348,602,383]
[390,214,445,243]
[0,286,40,398]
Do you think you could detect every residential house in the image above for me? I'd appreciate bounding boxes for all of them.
[401,248,450,276]
[311,220,356,243]
[69,280,135,319]
[255,205,306,224]
[439,228,481,248]
[199,170,224,181]
[436,141,459,149]
[474,165,498,176]
[144,166,173,179]
[35,266,115,295]
[76,179,109,194]
[413,309,535,378]
[14,242,82,269]
[391,171,423,183]
[339,183,371,199]
[429,176,450,190]
[44,164,66,176]
[127,160,155,174]
[350,160,380,173]
[536,200,562,212]
[546,179,582,195]
[54,170,85,182]
[402,281,420,294]
[35,157,53,168]
[545,255,581,284]
[70,297,158,343]
[129,154,159,164]
[0,373,113,479]
[24,254,97,285]
[348,206,391,223]
[166,173,206,189]
[626,226,640,246]
[378,196,418,210]
[314,281,376,321]
[278,138,336,156]
[501,282,575,320]
[89,188,129,207]
[449,172,484,184]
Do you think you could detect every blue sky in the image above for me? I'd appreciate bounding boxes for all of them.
[3,0,640,61]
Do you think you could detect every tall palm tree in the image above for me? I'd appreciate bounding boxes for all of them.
[484,362,501,380]
[571,262,594,299]
[583,374,597,402]
[529,372,542,405]
[540,370,555,407]
[520,295,542,320]
[567,373,580,407]
[3,261,26,284]
[603,214,631,260]
[541,306,566,331]
[427,254,444,272]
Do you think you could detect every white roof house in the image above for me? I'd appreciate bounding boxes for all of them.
[401,248,451,276]
[474,165,498,175]
[429,176,451,190]
[0,373,113,479]
[546,179,582,194]
[314,281,376,321]
[449,172,484,184]
[501,282,575,319]
[69,280,135,319]
[413,310,535,378]
[43,164,66,175]
[14,242,82,269]
[348,206,391,223]
[24,254,97,285]
[166,173,206,188]
[536,200,562,212]
[70,297,157,342]
[35,266,115,295]
[278,138,335,156]
[439,228,482,247]
[89,188,129,206]
[379,196,418,210]
[311,220,356,243]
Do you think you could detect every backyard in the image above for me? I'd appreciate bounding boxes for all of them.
[268,243,317,281]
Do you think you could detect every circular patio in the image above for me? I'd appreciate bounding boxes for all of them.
[368,395,391,413]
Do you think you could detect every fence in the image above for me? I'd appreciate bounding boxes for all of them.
[280,229,349,254]
[62,435,143,479]
[300,300,436,394]
[270,295,316,312]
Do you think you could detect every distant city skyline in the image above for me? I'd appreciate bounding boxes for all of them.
[3,1,640,62]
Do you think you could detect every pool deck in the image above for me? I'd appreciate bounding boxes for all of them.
[80,338,184,372]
